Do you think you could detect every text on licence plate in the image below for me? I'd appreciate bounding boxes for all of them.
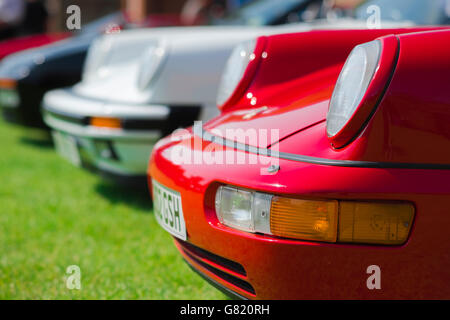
[152,179,187,241]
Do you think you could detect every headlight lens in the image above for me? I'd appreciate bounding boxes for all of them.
[82,37,113,82]
[215,186,272,234]
[326,40,381,138]
[216,39,257,107]
[137,44,167,91]
[215,185,414,245]
[215,186,254,232]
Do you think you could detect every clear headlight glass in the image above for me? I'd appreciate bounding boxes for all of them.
[216,39,257,107]
[326,40,381,137]
[82,37,113,82]
[137,44,167,91]
[215,186,272,234]
[215,185,414,245]
[215,186,254,232]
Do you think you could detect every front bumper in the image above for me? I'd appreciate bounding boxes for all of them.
[43,88,201,182]
[47,121,160,183]
[149,132,450,299]
[43,89,167,181]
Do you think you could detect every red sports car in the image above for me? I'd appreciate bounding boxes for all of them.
[149,27,450,299]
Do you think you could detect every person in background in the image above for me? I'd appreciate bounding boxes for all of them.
[0,0,25,40]
[181,0,213,25]
[19,0,48,35]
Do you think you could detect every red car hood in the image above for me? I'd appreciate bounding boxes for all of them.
[203,66,337,148]
[0,33,69,60]
[204,27,449,150]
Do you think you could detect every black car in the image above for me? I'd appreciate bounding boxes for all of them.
[0,12,125,128]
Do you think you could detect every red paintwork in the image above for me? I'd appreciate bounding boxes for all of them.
[149,27,450,299]
[0,33,69,61]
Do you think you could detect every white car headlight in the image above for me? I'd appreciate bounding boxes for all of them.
[326,40,381,138]
[82,37,113,82]
[137,44,167,91]
[216,39,257,107]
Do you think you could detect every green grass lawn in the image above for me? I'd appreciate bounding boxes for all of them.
[0,117,226,299]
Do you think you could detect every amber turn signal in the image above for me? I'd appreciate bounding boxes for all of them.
[338,201,415,245]
[0,78,17,90]
[270,197,338,242]
[90,117,122,129]
[270,197,414,245]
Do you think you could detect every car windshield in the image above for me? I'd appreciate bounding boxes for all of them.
[216,0,318,26]
[355,0,450,25]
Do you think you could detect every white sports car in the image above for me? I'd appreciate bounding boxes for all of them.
[42,26,284,184]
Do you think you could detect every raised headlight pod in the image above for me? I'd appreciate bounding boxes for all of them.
[216,38,266,109]
[137,43,167,90]
[215,185,414,245]
[327,41,381,139]
[326,37,399,148]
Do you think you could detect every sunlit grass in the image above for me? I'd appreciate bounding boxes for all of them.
[0,118,226,300]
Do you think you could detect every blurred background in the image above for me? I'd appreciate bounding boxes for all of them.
[0,0,364,40]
